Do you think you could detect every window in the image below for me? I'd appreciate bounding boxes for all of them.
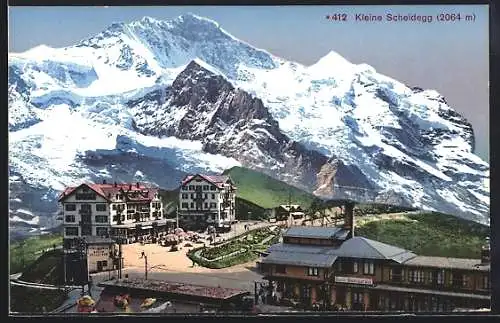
[450,272,465,287]
[76,193,96,200]
[427,271,434,284]
[65,215,76,222]
[96,204,107,212]
[390,267,403,282]
[189,185,194,191]
[65,204,76,211]
[483,275,490,289]
[409,269,425,283]
[203,185,209,190]
[96,227,108,237]
[190,203,194,208]
[352,292,363,304]
[363,261,375,275]
[112,204,117,210]
[204,203,208,209]
[181,202,189,209]
[65,227,78,236]
[182,193,188,199]
[81,226,92,236]
[211,193,215,199]
[210,203,216,208]
[276,265,286,274]
[437,270,445,285]
[95,215,108,223]
[210,186,216,191]
[81,204,91,211]
[336,261,342,272]
[462,274,469,288]
[353,261,359,273]
[307,267,319,276]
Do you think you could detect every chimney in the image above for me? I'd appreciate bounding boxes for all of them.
[136,182,140,188]
[481,237,490,264]
[103,179,107,185]
[343,202,355,239]
[114,182,117,187]
[129,184,132,190]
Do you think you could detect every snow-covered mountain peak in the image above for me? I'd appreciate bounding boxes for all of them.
[306,50,358,79]
[175,13,220,28]
[313,50,353,67]
[11,44,55,57]
[8,14,490,236]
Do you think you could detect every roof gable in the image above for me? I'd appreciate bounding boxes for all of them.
[59,182,158,202]
[337,237,416,263]
[58,183,109,202]
[181,174,233,188]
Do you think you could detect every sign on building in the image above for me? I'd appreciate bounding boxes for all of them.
[334,276,373,286]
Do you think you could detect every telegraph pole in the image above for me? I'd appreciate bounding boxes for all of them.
[176,206,179,229]
[118,241,123,279]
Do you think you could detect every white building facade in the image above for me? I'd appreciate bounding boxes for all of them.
[59,181,168,272]
[178,174,237,230]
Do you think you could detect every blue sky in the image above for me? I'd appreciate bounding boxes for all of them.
[8,5,490,161]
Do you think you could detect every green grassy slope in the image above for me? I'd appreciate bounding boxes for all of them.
[356,212,489,259]
[223,166,315,209]
[10,233,63,274]
[19,249,65,285]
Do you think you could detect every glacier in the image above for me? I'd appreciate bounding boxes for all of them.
[8,13,490,237]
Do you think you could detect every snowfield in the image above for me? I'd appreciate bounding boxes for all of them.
[8,13,490,231]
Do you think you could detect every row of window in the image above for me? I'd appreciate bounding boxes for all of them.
[65,215,109,223]
[181,193,219,200]
[181,202,218,209]
[337,260,375,275]
[390,268,490,289]
[270,263,490,292]
[65,227,108,236]
[75,193,97,200]
[65,203,107,212]
[182,185,218,191]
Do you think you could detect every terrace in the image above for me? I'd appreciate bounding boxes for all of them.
[98,278,250,302]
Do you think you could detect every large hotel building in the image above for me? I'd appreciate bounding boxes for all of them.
[258,205,490,312]
[58,181,169,275]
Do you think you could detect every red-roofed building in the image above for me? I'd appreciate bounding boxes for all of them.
[59,180,170,273]
[178,174,237,231]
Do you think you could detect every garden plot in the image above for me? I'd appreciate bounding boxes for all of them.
[189,226,281,269]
